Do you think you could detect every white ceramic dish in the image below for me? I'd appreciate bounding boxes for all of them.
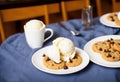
[100,13,120,28]
[32,46,89,75]
[84,35,120,68]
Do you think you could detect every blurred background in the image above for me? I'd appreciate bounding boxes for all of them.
[0,0,120,44]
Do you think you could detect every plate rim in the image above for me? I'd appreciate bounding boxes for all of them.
[100,12,120,28]
[31,46,90,75]
[84,35,120,68]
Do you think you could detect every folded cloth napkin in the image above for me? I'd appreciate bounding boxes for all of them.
[0,18,120,82]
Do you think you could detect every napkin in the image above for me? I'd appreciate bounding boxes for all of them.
[45,18,120,49]
[0,18,120,82]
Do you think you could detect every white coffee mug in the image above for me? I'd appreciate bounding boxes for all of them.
[24,20,53,49]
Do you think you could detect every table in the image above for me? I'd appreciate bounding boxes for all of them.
[0,18,120,82]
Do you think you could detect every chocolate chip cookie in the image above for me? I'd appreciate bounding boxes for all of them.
[111,39,120,52]
[66,53,82,67]
[92,39,120,62]
[43,53,82,70]
[43,55,65,70]
[107,13,120,26]
[92,41,110,54]
[101,49,120,61]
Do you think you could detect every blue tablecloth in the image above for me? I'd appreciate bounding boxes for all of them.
[0,18,120,82]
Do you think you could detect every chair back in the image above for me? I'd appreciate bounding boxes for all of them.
[61,0,90,21]
[112,0,120,12]
[0,3,60,43]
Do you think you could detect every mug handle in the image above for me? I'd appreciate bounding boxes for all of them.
[44,28,54,42]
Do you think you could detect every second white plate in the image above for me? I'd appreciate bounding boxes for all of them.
[84,35,120,68]
[100,13,120,28]
[32,46,90,75]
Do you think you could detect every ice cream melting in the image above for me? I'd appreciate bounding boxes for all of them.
[53,37,76,62]
[45,46,61,63]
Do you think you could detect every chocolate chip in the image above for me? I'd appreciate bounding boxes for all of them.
[99,48,103,51]
[51,64,54,66]
[112,56,115,59]
[73,55,77,59]
[111,18,115,22]
[107,40,110,42]
[107,54,112,57]
[64,66,68,69]
[104,49,110,52]
[43,54,46,57]
[110,38,113,41]
[46,57,50,61]
[110,41,114,44]
[104,49,107,52]
[69,59,73,63]
[107,50,111,52]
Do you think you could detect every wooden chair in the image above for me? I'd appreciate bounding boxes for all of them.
[47,3,60,15]
[0,3,60,43]
[61,0,90,21]
[46,2,62,23]
[95,0,120,16]
[0,5,49,43]
[0,14,5,43]
[95,0,102,16]
[112,0,120,12]
[96,0,113,16]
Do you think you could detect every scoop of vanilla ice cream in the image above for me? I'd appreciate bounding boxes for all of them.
[45,46,61,63]
[53,37,76,62]
[25,19,45,30]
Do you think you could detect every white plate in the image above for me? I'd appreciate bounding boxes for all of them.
[100,13,120,28]
[31,46,89,75]
[84,35,120,68]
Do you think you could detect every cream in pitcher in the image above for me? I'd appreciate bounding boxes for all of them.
[24,19,54,49]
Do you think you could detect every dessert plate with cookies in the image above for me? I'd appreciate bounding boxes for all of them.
[100,12,120,28]
[84,35,120,68]
[32,37,89,75]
